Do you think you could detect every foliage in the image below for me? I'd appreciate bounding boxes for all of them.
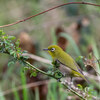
[0,30,96,100]
[0,1,100,99]
[0,30,28,66]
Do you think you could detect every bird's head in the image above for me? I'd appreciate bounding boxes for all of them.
[43,45,63,58]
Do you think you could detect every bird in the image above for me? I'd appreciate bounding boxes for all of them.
[43,45,89,83]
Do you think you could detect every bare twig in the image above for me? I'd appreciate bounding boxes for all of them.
[0,2,100,28]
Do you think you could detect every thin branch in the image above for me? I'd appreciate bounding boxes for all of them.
[25,61,99,100]
[25,61,53,77]
[24,61,86,100]
[62,83,85,100]
[0,1,100,28]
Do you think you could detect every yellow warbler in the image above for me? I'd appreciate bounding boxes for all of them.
[43,45,89,83]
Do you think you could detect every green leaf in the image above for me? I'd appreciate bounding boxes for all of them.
[77,84,83,90]
[17,47,21,51]
[30,72,37,77]
[8,36,16,40]
[75,56,84,62]
[0,30,5,36]
[15,39,20,47]
[14,53,17,58]
[10,51,15,55]
[8,61,15,67]
[24,67,29,70]
[3,36,8,39]
[2,32,5,35]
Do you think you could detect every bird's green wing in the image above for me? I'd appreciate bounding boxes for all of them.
[57,59,79,73]
[73,61,84,74]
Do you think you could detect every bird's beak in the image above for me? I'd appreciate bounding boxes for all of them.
[43,48,49,51]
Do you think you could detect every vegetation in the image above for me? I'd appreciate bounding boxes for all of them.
[0,0,100,100]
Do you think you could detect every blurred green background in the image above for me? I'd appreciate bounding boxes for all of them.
[0,0,100,100]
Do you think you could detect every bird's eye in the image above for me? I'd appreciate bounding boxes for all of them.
[51,48,55,52]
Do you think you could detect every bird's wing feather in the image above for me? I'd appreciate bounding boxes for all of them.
[73,61,83,74]
[57,59,79,73]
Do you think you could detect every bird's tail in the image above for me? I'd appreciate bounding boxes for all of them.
[74,62,90,84]
[72,70,90,84]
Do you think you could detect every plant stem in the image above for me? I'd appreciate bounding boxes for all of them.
[25,61,53,77]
